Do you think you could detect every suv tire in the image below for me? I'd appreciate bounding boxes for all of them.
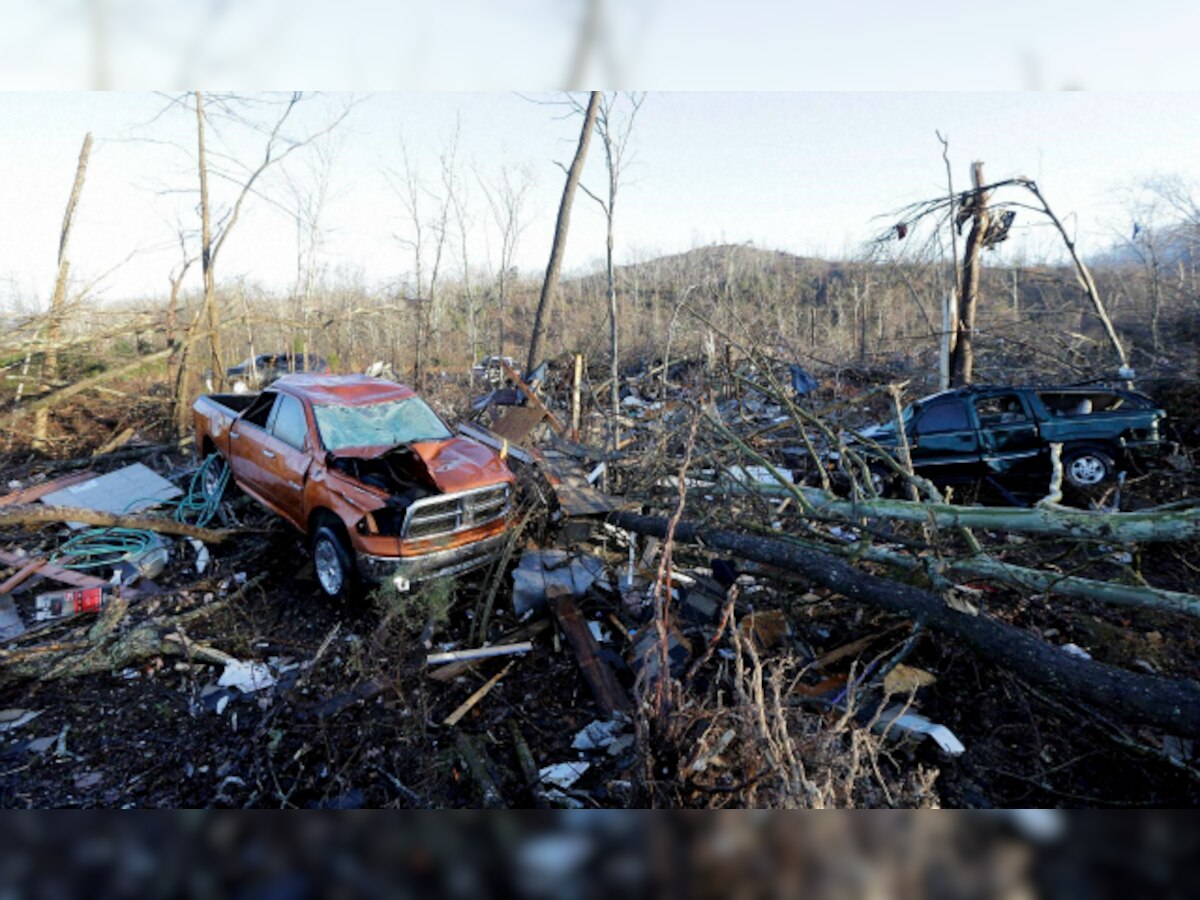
[1062,446,1115,489]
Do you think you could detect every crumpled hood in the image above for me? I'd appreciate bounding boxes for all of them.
[408,437,514,493]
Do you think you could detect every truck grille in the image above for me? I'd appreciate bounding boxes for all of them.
[403,485,512,539]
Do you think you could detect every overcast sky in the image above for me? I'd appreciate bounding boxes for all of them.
[1,91,1197,309]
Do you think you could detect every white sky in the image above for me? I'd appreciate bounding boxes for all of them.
[1,91,1198,309]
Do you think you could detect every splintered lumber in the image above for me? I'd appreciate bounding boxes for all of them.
[549,591,632,716]
[791,488,1200,543]
[609,510,1200,739]
[0,549,106,589]
[0,505,232,543]
[0,558,47,594]
[443,661,515,727]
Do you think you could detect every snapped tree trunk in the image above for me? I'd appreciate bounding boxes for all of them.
[35,131,94,448]
[950,162,988,387]
[196,91,223,392]
[525,91,601,375]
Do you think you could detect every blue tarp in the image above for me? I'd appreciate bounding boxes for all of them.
[789,364,820,395]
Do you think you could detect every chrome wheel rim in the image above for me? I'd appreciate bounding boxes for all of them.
[314,538,343,595]
[202,459,225,497]
[1069,455,1106,486]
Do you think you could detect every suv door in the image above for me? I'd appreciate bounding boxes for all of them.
[910,397,981,481]
[973,391,1042,476]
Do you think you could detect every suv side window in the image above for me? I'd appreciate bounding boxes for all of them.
[271,394,308,450]
[975,394,1028,425]
[917,400,969,434]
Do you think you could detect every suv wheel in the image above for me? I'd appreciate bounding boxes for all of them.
[311,525,356,599]
[1063,447,1115,489]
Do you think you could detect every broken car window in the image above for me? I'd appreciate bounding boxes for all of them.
[313,398,452,451]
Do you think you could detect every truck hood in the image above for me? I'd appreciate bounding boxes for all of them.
[331,437,513,494]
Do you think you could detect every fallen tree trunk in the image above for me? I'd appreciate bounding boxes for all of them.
[782,536,1200,620]
[5,349,172,423]
[0,504,233,543]
[788,487,1198,543]
[609,510,1200,738]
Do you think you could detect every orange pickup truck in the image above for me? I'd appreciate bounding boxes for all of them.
[193,374,516,598]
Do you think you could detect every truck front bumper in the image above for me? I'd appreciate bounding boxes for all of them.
[356,531,510,589]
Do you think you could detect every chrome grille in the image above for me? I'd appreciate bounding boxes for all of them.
[403,485,511,539]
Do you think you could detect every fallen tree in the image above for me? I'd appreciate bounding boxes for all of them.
[609,510,1200,739]
[747,483,1200,543]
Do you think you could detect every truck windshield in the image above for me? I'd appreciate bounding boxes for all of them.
[313,398,452,451]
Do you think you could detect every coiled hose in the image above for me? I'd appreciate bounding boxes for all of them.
[51,455,230,571]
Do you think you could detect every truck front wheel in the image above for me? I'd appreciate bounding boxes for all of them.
[311,524,356,599]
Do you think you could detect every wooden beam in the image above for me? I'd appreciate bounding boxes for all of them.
[550,590,632,716]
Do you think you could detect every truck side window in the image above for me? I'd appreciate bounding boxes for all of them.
[917,400,969,434]
[271,394,308,450]
[242,391,277,428]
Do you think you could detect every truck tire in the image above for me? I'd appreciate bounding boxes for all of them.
[311,524,357,600]
[200,452,231,501]
[1062,446,1115,489]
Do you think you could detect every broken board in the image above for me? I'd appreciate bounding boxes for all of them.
[541,457,618,517]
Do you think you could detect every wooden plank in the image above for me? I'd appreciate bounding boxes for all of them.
[0,549,107,589]
[428,619,551,682]
[0,470,96,508]
[549,590,632,716]
[0,558,46,594]
[443,661,515,727]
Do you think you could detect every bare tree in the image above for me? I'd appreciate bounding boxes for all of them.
[479,164,534,360]
[526,90,601,375]
[388,133,455,389]
[185,91,354,399]
[887,170,1129,384]
[574,92,645,449]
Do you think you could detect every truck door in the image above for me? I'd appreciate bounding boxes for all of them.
[973,392,1042,476]
[258,392,313,527]
[228,391,279,505]
[911,397,981,481]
